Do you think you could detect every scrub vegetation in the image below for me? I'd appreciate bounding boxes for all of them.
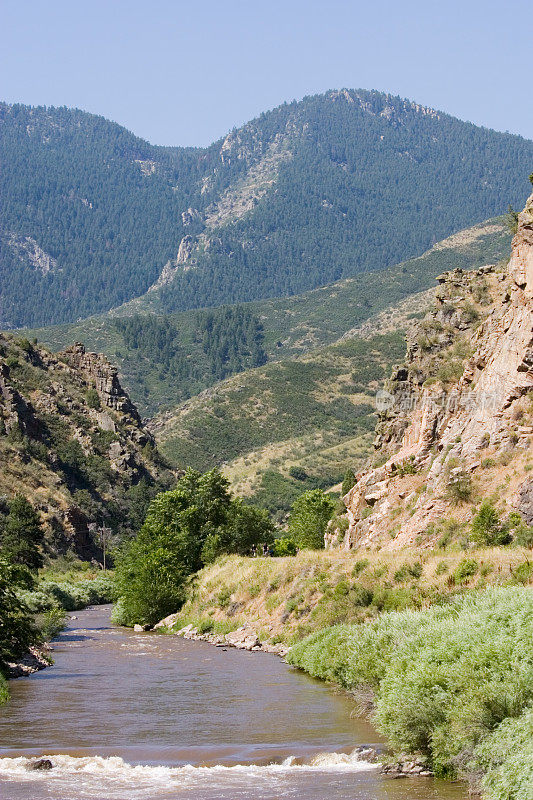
[287,587,533,798]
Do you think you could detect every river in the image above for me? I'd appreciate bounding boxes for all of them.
[0,606,466,800]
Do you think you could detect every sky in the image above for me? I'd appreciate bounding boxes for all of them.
[1,0,531,148]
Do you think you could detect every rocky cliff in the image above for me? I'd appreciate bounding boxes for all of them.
[0,337,173,559]
[329,194,533,550]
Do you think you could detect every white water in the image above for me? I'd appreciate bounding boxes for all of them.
[0,750,377,799]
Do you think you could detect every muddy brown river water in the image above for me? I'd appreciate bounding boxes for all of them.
[0,606,467,800]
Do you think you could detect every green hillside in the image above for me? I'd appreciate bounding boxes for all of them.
[26,217,510,417]
[150,320,412,518]
[1,90,530,327]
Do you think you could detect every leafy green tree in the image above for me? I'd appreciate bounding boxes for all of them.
[0,559,36,672]
[272,537,298,556]
[0,495,44,571]
[470,501,510,546]
[288,489,336,549]
[115,469,234,625]
[224,500,275,555]
[341,469,356,496]
[113,530,190,627]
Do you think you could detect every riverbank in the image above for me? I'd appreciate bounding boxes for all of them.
[287,586,533,800]
[153,617,290,656]
[7,645,52,679]
[1,569,117,705]
[155,546,533,647]
[152,561,533,800]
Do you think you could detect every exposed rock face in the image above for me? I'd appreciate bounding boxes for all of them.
[7,233,58,275]
[0,335,170,557]
[329,194,533,550]
[62,343,142,422]
[176,235,195,265]
[181,207,201,226]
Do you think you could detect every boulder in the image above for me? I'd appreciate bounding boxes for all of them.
[153,612,180,630]
[225,627,261,650]
[29,759,53,771]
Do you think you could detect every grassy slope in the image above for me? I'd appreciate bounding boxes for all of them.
[168,546,533,645]
[24,219,509,418]
[151,329,407,515]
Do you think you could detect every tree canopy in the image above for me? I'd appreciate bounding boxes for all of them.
[114,469,275,626]
[288,489,336,550]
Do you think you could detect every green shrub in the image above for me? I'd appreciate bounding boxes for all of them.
[474,706,533,800]
[289,588,533,791]
[39,608,67,640]
[394,562,423,582]
[285,597,299,614]
[395,457,417,477]
[512,522,533,549]
[289,466,309,481]
[0,674,9,705]
[454,558,479,583]
[21,574,117,613]
[409,562,423,579]
[333,579,350,597]
[510,562,533,585]
[85,388,101,410]
[217,587,232,608]
[352,559,369,576]
[471,501,510,546]
[446,468,473,504]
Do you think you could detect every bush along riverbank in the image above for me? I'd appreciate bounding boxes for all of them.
[287,586,533,800]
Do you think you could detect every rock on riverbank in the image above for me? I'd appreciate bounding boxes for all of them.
[153,615,289,657]
[7,646,52,678]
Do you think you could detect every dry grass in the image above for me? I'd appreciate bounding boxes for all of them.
[174,545,533,645]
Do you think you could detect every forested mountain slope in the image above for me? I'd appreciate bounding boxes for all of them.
[26,217,510,416]
[1,90,531,327]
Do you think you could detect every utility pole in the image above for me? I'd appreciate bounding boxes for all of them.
[88,522,112,571]
[99,526,112,571]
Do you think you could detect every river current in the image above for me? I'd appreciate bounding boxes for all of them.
[0,606,466,800]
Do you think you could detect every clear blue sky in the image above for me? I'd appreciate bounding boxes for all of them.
[1,0,531,147]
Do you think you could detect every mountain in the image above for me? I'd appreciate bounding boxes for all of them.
[143,217,510,517]
[0,334,174,558]
[1,90,532,328]
[25,216,510,417]
[328,192,533,551]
